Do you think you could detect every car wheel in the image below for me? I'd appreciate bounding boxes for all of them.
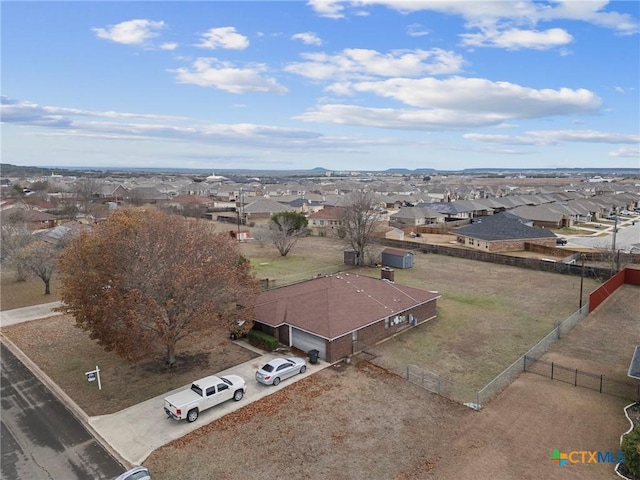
[233,389,244,401]
[273,377,280,386]
[187,409,198,422]
[300,366,306,374]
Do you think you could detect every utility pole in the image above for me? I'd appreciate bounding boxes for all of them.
[612,210,618,251]
[579,254,585,310]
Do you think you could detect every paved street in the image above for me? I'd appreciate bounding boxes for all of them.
[0,343,125,480]
[566,217,640,251]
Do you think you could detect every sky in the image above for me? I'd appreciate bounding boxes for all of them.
[1,1,639,172]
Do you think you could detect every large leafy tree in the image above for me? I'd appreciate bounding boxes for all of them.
[56,208,260,366]
[269,211,308,256]
[340,190,383,266]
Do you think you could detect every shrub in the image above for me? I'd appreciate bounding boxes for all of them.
[622,424,640,478]
[247,329,278,351]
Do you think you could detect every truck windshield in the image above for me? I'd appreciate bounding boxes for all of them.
[191,384,203,396]
[222,378,232,386]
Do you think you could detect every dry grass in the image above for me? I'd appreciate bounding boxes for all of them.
[1,269,61,311]
[350,253,601,400]
[2,315,258,416]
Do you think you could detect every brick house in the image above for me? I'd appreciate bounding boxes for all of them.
[453,211,557,252]
[252,273,440,362]
[307,206,346,236]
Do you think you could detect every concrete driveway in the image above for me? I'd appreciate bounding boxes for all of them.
[89,350,329,466]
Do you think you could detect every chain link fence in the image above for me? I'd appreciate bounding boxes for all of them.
[405,304,591,409]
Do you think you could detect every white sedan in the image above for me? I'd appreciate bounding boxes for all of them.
[255,357,307,386]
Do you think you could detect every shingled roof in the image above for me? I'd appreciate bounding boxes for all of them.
[254,273,440,340]
[454,211,557,241]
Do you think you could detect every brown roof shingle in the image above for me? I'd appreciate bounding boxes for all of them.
[254,273,439,340]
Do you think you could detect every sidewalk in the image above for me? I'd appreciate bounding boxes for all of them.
[0,301,62,327]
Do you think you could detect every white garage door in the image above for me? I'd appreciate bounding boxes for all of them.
[291,328,326,360]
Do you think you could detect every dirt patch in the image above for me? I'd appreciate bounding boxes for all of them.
[432,375,630,480]
[146,361,473,480]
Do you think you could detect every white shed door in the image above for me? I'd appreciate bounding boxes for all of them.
[291,328,326,360]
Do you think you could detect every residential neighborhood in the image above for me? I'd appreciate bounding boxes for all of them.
[1,164,639,479]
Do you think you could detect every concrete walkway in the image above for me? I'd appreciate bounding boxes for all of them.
[0,301,62,327]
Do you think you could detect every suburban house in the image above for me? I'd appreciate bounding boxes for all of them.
[307,206,347,236]
[242,197,294,224]
[389,206,444,228]
[252,273,440,363]
[453,211,558,252]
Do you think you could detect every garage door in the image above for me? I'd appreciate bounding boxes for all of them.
[291,328,326,360]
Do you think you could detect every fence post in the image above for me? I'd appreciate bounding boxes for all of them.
[437,376,441,395]
[551,362,554,380]
[523,355,527,372]
[574,369,578,387]
[406,365,409,381]
[599,375,603,393]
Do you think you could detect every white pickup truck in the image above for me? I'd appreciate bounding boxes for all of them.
[164,374,246,422]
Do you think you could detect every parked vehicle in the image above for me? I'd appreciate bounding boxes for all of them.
[256,357,307,386]
[115,466,152,480]
[556,238,568,245]
[164,374,246,422]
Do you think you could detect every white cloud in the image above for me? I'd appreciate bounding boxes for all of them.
[295,78,602,131]
[171,58,288,94]
[285,48,464,80]
[295,104,505,130]
[196,27,249,50]
[464,130,640,146]
[346,0,639,34]
[407,23,430,37]
[291,32,323,45]
[2,97,408,154]
[460,27,573,50]
[346,77,601,117]
[92,19,166,45]
[307,0,345,19]
[609,146,640,157]
[160,42,178,51]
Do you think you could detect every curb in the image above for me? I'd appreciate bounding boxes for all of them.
[0,332,132,470]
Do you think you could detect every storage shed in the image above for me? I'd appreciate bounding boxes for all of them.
[381,248,414,269]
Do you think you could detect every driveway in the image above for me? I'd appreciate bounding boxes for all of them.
[89,350,330,466]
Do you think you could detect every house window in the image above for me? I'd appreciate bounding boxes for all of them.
[320,220,325,226]
[352,331,358,341]
[385,317,390,329]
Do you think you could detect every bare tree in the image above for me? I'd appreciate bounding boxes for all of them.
[74,178,99,214]
[269,212,308,256]
[340,190,383,266]
[18,238,62,294]
[0,211,33,280]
